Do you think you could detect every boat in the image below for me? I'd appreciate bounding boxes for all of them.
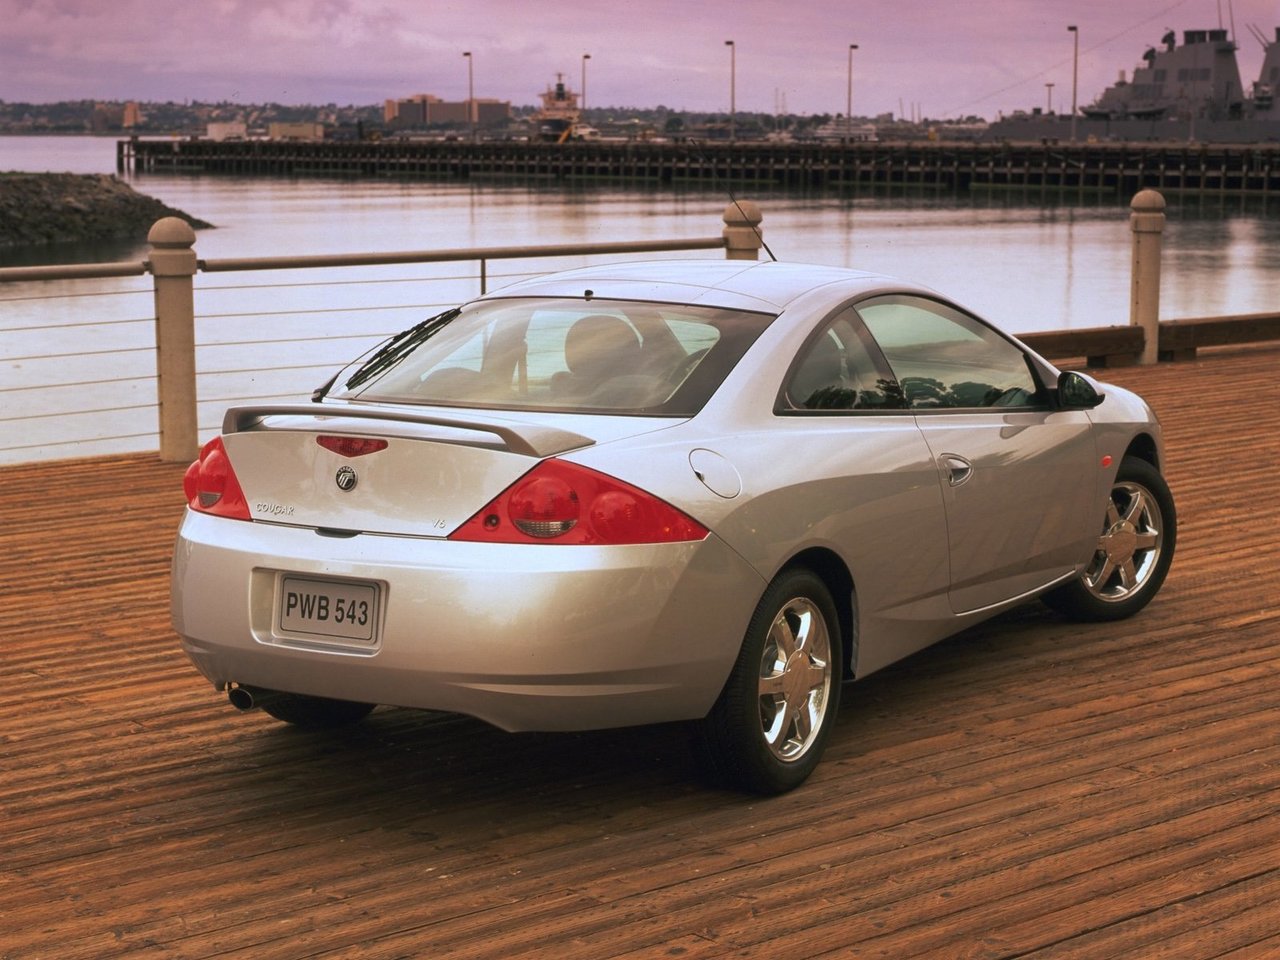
[984,26,1280,142]
[1082,29,1244,120]
[809,117,879,142]
[533,74,582,143]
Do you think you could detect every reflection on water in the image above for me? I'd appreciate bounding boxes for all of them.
[0,235,144,268]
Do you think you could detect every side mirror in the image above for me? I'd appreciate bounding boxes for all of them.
[1057,370,1105,410]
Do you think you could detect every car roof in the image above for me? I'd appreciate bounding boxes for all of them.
[482,259,908,313]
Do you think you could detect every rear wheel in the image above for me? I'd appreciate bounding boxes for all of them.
[698,568,842,794]
[261,693,376,728]
[1043,456,1176,622]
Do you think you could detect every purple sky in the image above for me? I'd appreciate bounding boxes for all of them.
[4,0,1279,119]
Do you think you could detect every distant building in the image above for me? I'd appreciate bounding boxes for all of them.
[385,93,511,129]
[269,121,325,140]
[386,94,439,126]
[122,102,143,128]
[91,103,124,132]
[207,121,248,141]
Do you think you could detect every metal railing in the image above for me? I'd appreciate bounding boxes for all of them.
[7,191,1280,467]
[0,202,763,464]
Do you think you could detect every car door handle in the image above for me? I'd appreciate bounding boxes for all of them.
[941,454,973,487]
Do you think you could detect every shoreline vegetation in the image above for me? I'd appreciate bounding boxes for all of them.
[0,173,211,248]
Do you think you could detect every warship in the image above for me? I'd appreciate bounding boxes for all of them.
[984,25,1280,142]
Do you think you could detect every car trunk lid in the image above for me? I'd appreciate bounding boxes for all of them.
[219,402,669,537]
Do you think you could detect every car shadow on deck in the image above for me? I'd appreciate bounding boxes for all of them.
[204,599,1072,827]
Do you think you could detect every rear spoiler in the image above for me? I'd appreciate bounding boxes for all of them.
[222,403,594,458]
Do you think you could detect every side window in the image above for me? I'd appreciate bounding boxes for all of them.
[857,297,1043,410]
[781,308,903,411]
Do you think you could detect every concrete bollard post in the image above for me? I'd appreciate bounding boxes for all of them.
[1129,189,1165,366]
[148,217,199,462]
[722,200,763,260]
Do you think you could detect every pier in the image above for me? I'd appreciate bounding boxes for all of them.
[3,343,1279,957]
[120,137,1280,194]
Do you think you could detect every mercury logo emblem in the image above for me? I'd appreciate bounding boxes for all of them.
[334,466,358,492]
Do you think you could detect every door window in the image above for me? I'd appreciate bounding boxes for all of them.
[856,297,1043,410]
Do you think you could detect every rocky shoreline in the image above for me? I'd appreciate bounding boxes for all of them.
[0,173,211,248]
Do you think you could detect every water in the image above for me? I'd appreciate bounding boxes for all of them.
[3,135,1279,463]
[6,135,1280,330]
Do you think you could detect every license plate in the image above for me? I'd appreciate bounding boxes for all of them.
[279,576,379,643]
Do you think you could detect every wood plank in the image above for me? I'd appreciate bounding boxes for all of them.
[1,345,1278,959]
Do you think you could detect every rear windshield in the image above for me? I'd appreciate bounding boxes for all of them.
[333,297,775,416]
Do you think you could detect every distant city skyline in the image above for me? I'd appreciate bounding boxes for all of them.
[4,0,1279,120]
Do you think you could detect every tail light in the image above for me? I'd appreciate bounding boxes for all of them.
[183,437,251,520]
[451,460,708,545]
[316,435,388,458]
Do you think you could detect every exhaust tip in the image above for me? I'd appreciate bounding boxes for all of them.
[228,684,279,711]
[228,685,255,710]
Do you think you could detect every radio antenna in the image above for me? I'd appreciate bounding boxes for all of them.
[689,139,777,262]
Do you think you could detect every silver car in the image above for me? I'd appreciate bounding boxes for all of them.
[171,259,1176,794]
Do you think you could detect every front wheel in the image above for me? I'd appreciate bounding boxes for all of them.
[697,568,842,794]
[1043,456,1176,622]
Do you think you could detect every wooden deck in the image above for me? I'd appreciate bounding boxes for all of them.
[3,346,1279,959]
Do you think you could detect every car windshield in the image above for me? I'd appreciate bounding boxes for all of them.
[334,297,776,416]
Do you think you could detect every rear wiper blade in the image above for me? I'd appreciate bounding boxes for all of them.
[338,307,462,394]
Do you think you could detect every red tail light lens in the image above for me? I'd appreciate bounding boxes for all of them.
[451,460,708,545]
[183,437,251,520]
[317,435,388,458]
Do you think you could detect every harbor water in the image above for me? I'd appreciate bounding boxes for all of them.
[3,135,1279,462]
[6,136,1280,332]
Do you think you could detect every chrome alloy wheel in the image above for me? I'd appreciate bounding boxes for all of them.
[758,597,834,762]
[1084,480,1165,603]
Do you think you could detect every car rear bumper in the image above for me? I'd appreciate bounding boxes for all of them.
[171,510,763,731]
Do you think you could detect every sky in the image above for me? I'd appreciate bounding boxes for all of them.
[4,0,1280,120]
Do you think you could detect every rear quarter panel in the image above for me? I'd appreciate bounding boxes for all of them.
[568,412,955,677]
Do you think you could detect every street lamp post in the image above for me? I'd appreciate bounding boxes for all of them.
[582,53,591,115]
[725,40,736,142]
[1068,25,1079,142]
[847,43,859,141]
[463,51,474,142]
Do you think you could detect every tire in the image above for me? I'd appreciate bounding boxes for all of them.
[1043,455,1176,622]
[698,568,842,795]
[260,693,376,729]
